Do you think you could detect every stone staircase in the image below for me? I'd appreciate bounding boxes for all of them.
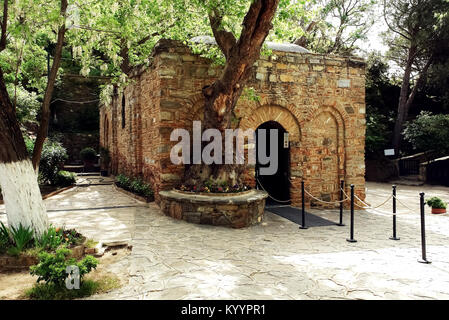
[389,174,424,186]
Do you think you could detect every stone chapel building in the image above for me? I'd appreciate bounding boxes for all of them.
[99,38,366,208]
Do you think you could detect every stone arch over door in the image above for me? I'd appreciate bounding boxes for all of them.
[239,105,301,144]
[304,107,346,203]
[239,105,302,200]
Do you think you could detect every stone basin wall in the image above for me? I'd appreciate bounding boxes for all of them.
[159,190,268,228]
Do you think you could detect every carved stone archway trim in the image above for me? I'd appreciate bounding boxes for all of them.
[239,105,301,143]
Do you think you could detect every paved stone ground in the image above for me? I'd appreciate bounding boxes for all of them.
[1,180,449,299]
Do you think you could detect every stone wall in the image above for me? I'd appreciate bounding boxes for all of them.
[100,39,366,207]
[159,190,267,228]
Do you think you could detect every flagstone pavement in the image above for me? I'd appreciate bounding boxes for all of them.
[1,179,449,299]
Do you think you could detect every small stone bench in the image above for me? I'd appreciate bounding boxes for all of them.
[159,189,268,228]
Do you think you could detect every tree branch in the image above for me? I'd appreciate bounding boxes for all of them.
[32,0,68,170]
[208,9,236,59]
[0,0,8,52]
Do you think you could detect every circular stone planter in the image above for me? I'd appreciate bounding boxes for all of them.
[159,189,268,228]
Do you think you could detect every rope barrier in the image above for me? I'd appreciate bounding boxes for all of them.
[393,195,417,212]
[257,177,350,206]
[256,177,292,203]
[304,189,349,205]
[340,187,393,210]
[258,177,406,212]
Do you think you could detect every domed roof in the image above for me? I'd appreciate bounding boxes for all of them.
[190,36,311,53]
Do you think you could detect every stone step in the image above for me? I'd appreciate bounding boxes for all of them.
[389,178,424,186]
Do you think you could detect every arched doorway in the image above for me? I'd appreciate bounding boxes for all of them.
[256,121,291,204]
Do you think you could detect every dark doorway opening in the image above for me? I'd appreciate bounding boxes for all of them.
[256,121,290,205]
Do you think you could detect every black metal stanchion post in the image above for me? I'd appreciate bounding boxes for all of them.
[299,181,308,229]
[346,184,357,243]
[336,180,345,226]
[390,185,400,240]
[418,192,431,264]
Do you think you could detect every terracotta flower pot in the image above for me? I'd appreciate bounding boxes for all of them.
[431,207,447,214]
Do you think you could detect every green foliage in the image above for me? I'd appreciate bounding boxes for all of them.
[39,140,69,185]
[365,53,400,158]
[6,85,41,123]
[7,224,34,256]
[179,179,249,193]
[279,0,377,54]
[115,174,131,190]
[383,0,449,77]
[25,276,120,300]
[366,110,392,157]
[115,174,154,200]
[24,135,36,157]
[23,135,70,185]
[54,170,76,187]
[426,197,447,209]
[35,226,64,251]
[0,222,12,254]
[403,111,449,155]
[1,222,85,258]
[130,178,154,198]
[80,147,97,162]
[30,247,98,287]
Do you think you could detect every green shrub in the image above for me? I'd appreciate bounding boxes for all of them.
[54,170,76,187]
[6,85,41,124]
[25,276,120,300]
[36,226,63,251]
[80,147,97,162]
[116,174,154,200]
[30,247,98,287]
[24,135,35,157]
[404,111,449,155]
[7,224,34,256]
[426,197,447,209]
[0,222,11,254]
[39,140,69,185]
[116,174,131,190]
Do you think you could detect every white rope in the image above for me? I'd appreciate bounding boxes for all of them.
[257,177,349,205]
[289,178,350,205]
[340,187,393,210]
[304,189,349,205]
[256,178,292,203]
[393,195,417,212]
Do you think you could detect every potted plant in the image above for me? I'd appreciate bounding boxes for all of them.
[99,147,111,176]
[80,147,98,172]
[426,197,447,214]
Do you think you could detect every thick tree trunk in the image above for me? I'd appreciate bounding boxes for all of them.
[184,0,279,187]
[0,68,48,236]
[31,0,68,171]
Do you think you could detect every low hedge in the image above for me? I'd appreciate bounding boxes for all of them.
[115,174,154,201]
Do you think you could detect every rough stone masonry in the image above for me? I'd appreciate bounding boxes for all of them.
[100,39,366,209]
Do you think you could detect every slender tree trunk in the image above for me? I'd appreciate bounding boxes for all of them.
[0,68,49,236]
[31,0,68,171]
[184,0,279,187]
[392,45,432,154]
[392,46,414,154]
